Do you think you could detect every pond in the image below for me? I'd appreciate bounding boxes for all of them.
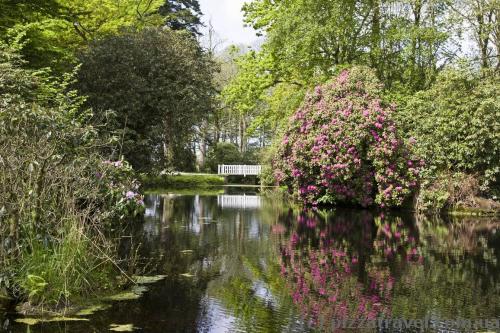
[2,188,500,332]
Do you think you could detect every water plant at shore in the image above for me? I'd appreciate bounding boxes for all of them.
[0,45,143,309]
[274,67,421,208]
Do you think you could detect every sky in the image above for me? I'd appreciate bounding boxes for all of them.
[198,0,259,48]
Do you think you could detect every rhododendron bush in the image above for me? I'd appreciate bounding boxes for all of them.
[274,67,421,207]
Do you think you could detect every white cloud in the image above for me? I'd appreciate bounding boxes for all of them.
[199,0,258,47]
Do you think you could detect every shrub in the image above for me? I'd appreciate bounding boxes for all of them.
[0,46,143,307]
[274,67,421,207]
[396,65,500,196]
[77,28,214,172]
[417,172,484,213]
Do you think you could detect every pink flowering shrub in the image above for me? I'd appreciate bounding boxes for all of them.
[274,67,421,207]
[98,159,145,219]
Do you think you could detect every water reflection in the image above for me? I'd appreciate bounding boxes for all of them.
[217,195,262,209]
[3,190,500,333]
[277,209,500,330]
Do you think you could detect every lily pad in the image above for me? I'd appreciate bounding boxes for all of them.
[49,317,90,323]
[14,318,40,325]
[105,286,148,301]
[109,323,136,331]
[132,275,167,284]
[15,317,89,325]
[180,273,194,278]
[76,304,111,316]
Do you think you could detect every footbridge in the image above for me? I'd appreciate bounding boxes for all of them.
[217,165,262,177]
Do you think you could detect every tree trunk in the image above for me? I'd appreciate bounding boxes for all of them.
[370,0,382,74]
[238,116,247,153]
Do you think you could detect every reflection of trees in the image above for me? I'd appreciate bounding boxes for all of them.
[391,258,500,319]
[140,193,306,332]
[208,257,301,332]
[135,193,500,332]
[206,201,304,332]
[393,214,500,318]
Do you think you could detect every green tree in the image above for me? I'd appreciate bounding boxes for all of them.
[205,142,242,172]
[243,0,454,90]
[451,0,499,69]
[0,0,164,71]
[77,28,215,172]
[159,0,203,35]
[221,50,274,152]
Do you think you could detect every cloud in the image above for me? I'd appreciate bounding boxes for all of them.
[199,0,258,47]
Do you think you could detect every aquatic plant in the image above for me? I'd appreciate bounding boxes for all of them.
[274,67,422,207]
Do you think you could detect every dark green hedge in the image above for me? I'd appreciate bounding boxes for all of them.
[141,174,225,189]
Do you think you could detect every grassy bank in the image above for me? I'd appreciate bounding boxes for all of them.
[141,173,225,189]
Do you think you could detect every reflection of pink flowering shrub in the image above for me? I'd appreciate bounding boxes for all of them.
[280,212,393,325]
[374,216,423,263]
[278,210,425,329]
[274,67,421,207]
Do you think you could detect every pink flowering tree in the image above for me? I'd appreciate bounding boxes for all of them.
[274,67,421,207]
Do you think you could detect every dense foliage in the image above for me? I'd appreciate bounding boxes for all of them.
[397,67,500,195]
[0,0,203,72]
[159,0,203,35]
[0,45,143,305]
[77,28,214,172]
[205,143,242,172]
[244,0,453,90]
[275,67,421,208]
[213,0,500,211]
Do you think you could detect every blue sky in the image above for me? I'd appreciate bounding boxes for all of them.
[199,0,259,47]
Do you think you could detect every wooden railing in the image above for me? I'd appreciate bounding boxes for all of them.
[217,164,262,176]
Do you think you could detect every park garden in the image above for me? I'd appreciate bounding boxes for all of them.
[0,0,499,330]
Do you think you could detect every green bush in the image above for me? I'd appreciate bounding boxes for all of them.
[77,28,214,172]
[0,45,141,308]
[396,65,500,196]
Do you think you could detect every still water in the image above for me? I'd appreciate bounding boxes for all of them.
[2,188,500,332]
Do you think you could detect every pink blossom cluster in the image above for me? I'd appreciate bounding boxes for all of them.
[274,68,422,207]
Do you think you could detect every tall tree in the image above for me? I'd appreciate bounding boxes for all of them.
[77,28,214,171]
[243,0,454,90]
[159,0,203,35]
[451,0,499,69]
